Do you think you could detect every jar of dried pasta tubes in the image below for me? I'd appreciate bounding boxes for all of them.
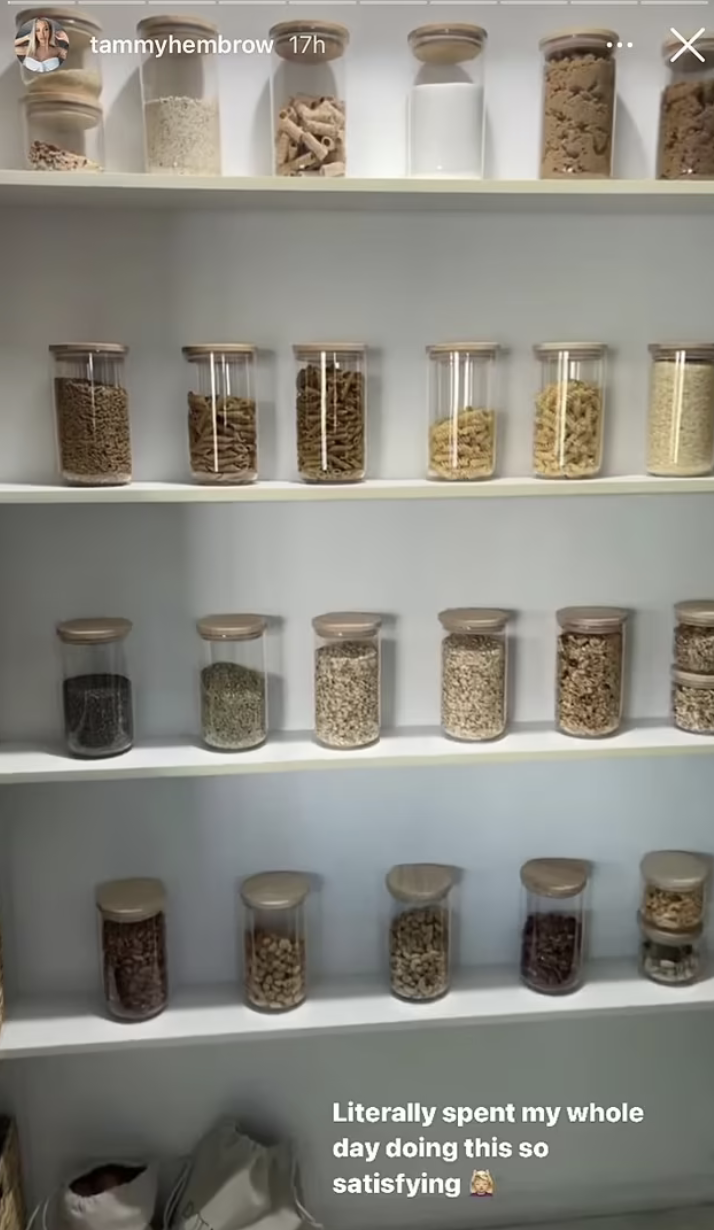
[427,344,501,480]
[137,15,221,175]
[520,858,589,994]
[313,612,381,748]
[50,343,131,485]
[295,344,366,482]
[640,850,709,934]
[183,345,258,484]
[533,343,608,478]
[439,608,509,740]
[386,864,455,1001]
[556,607,627,737]
[241,871,310,1011]
[270,22,348,177]
[96,878,168,1021]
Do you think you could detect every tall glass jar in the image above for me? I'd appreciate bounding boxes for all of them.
[519,858,589,994]
[539,29,618,178]
[533,343,608,478]
[639,915,704,987]
[96,878,168,1021]
[313,612,381,749]
[674,600,714,673]
[15,8,102,97]
[640,850,710,934]
[197,614,268,751]
[386,864,455,1002]
[241,871,310,1011]
[646,344,714,477]
[407,25,487,179]
[427,343,500,480]
[24,91,103,171]
[295,344,366,482]
[57,618,134,758]
[50,343,131,485]
[137,16,221,175]
[183,345,258,484]
[270,22,348,177]
[439,608,509,741]
[658,35,714,180]
[556,607,627,737]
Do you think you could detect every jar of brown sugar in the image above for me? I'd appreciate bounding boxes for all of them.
[96,878,168,1021]
[640,850,710,934]
[539,29,618,179]
[657,34,714,180]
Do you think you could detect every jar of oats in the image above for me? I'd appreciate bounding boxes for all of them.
[674,600,714,673]
[556,606,627,737]
[533,343,608,478]
[672,668,714,734]
[438,608,509,740]
[386,863,455,1002]
[427,344,502,480]
[313,612,381,749]
[241,871,310,1012]
[646,344,714,476]
[640,850,709,934]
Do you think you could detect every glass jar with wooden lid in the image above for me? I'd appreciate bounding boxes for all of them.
[386,864,456,1001]
[270,21,348,176]
[197,614,268,752]
[23,91,103,171]
[533,343,608,479]
[49,343,131,485]
[539,29,618,178]
[241,871,311,1011]
[183,345,258,484]
[56,618,134,759]
[96,878,168,1021]
[646,344,714,477]
[313,612,381,749]
[294,344,366,482]
[439,608,510,740]
[674,600,714,673]
[407,25,487,178]
[519,858,590,994]
[658,34,714,180]
[556,607,627,737]
[427,343,501,480]
[136,15,221,175]
[640,850,710,934]
[15,7,102,96]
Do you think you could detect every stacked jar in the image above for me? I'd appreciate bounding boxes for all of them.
[386,864,455,1001]
[672,600,714,735]
[639,851,709,986]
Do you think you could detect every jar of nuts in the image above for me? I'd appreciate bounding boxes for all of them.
[295,344,366,482]
[674,600,714,673]
[270,22,348,177]
[639,914,704,987]
[520,858,590,995]
[96,878,168,1021]
[183,345,258,484]
[427,344,502,481]
[386,863,455,1002]
[197,614,268,751]
[533,343,608,479]
[539,30,617,179]
[57,618,134,758]
[556,606,627,738]
[313,612,381,749]
[439,607,510,740]
[640,850,710,934]
[646,344,714,477]
[672,669,714,735]
[50,344,131,485]
[241,871,311,1012]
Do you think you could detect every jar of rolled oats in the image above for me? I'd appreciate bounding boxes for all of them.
[556,606,627,737]
[640,850,709,934]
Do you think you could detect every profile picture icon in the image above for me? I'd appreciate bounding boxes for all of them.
[470,1169,495,1197]
[15,16,69,74]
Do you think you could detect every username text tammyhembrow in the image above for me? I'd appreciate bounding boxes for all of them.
[90,36,274,57]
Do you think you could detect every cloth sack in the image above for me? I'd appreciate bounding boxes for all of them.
[60,1163,158,1230]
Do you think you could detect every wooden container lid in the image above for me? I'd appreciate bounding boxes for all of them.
[386,863,455,904]
[197,614,267,642]
[240,871,311,910]
[408,24,486,65]
[96,878,166,921]
[57,617,132,645]
[438,608,510,633]
[312,612,381,639]
[520,858,589,899]
[557,606,627,633]
[640,850,710,891]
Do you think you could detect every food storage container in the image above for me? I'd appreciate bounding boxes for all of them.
[241,871,310,1011]
[183,345,258,484]
[533,343,608,478]
[639,914,704,986]
[407,25,487,178]
[294,344,366,482]
[15,8,102,96]
[50,343,131,485]
[539,29,617,178]
[438,608,509,741]
[672,669,714,734]
[313,612,381,749]
[520,858,589,994]
[658,34,714,179]
[386,863,455,1001]
[674,601,714,672]
[427,343,501,480]
[96,878,168,1021]
[137,16,221,175]
[56,618,134,758]
[24,91,103,170]
[556,607,627,737]
[197,614,268,751]
[640,850,710,933]
[0,1117,25,1230]
[646,344,714,476]
[270,21,348,177]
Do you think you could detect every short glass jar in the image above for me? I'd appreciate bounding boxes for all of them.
[386,863,455,1002]
[639,914,704,987]
[657,34,714,180]
[427,343,501,480]
[96,878,168,1021]
[533,343,608,478]
[556,607,627,738]
[520,858,589,995]
[24,91,103,171]
[57,618,134,758]
[407,24,487,179]
[15,8,102,97]
[241,871,310,1012]
[539,29,617,179]
[646,344,714,477]
[197,614,268,751]
[672,669,714,735]
[50,343,131,485]
[270,22,348,177]
[438,608,509,741]
[183,344,258,485]
[640,850,709,934]
[674,601,714,673]
[295,344,366,482]
[137,16,221,175]
[313,612,381,749]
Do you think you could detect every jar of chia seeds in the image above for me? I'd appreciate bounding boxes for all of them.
[56,618,134,758]
[197,614,268,751]
[386,863,455,1002]
[96,878,168,1021]
[519,857,590,994]
[241,871,311,1011]
[313,612,381,749]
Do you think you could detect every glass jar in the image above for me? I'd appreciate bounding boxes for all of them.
[23,91,103,171]
[539,29,617,179]
[519,858,589,994]
[640,850,710,933]
[674,601,714,673]
[386,864,455,1002]
[270,21,348,177]
[639,914,704,986]
[556,607,627,738]
[96,878,168,1021]
[427,343,500,480]
[183,345,258,485]
[295,344,366,482]
[313,612,381,749]
[533,343,607,478]
[137,16,221,175]
[646,344,714,477]
[50,343,131,485]
[241,871,310,1011]
[407,24,487,179]
[672,668,714,734]
[438,608,509,741]
[56,618,134,758]
[197,614,268,751]
[15,8,102,98]
[658,34,714,180]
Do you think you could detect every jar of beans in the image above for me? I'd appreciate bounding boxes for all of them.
[427,344,502,480]
[270,22,348,177]
[294,344,366,482]
[674,600,714,672]
[241,871,310,1012]
[313,612,381,749]
[539,30,617,179]
[197,614,268,751]
[56,618,134,758]
[386,863,455,1002]
[96,878,168,1021]
[646,344,714,477]
[556,607,627,738]
[672,669,714,734]
[50,343,131,485]
[439,608,509,741]
[519,858,590,995]
[639,914,704,987]
[183,345,258,484]
[533,343,608,479]
[640,850,710,934]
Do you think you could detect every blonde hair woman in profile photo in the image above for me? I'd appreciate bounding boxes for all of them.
[15,17,68,73]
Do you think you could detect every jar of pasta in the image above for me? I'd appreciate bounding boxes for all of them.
[533,343,608,478]
[295,344,366,482]
[183,345,258,484]
[270,21,348,176]
[427,344,501,480]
